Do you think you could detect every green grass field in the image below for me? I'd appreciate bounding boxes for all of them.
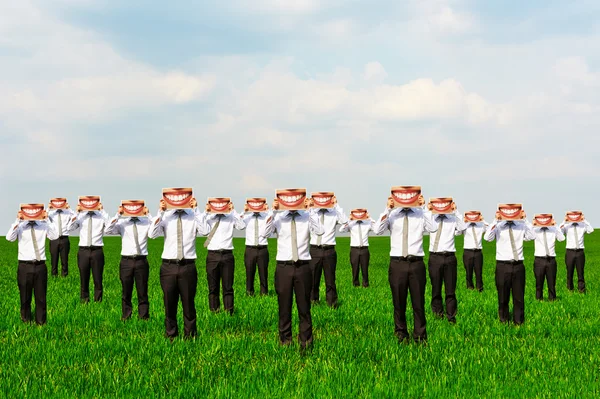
[1,234,599,398]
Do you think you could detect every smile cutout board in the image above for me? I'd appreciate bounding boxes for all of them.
[350,208,369,221]
[207,197,232,214]
[565,210,584,223]
[276,188,307,211]
[497,203,525,221]
[121,200,148,217]
[49,197,68,210]
[464,210,484,223]
[391,186,423,208]
[311,192,335,209]
[20,203,45,221]
[162,188,193,210]
[79,196,101,211]
[428,197,456,214]
[533,213,555,227]
[246,198,268,213]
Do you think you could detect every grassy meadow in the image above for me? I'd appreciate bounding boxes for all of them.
[1,234,599,398]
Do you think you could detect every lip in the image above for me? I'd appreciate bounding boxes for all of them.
[209,200,230,212]
[566,212,583,222]
[465,212,481,221]
[312,196,332,206]
[80,198,99,209]
[124,204,143,214]
[352,212,366,218]
[163,190,192,207]
[247,200,266,211]
[535,217,552,225]
[51,199,66,208]
[431,201,452,212]
[391,186,421,205]
[21,206,43,218]
[277,191,306,207]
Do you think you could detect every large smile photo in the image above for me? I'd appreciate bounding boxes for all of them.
[497,203,524,221]
[391,185,422,208]
[533,213,554,226]
[162,188,193,209]
[276,188,307,210]
[350,208,368,220]
[464,211,483,223]
[50,197,68,209]
[565,211,584,222]
[207,197,232,214]
[311,192,335,208]
[79,196,101,211]
[246,198,268,212]
[428,197,455,214]
[20,203,45,220]
[121,200,147,217]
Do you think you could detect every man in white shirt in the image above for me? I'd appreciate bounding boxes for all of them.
[241,199,272,296]
[484,209,535,324]
[105,205,153,320]
[560,211,594,293]
[309,195,349,308]
[148,198,206,339]
[199,199,246,315]
[373,198,437,343]
[47,198,76,277]
[6,208,59,325]
[68,202,110,303]
[339,209,374,287]
[426,204,466,324]
[460,211,488,292]
[262,198,324,351]
[532,214,565,301]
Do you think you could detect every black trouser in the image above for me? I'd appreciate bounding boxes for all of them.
[565,249,586,292]
[50,236,70,276]
[206,250,235,313]
[120,256,150,319]
[389,257,427,341]
[495,260,525,324]
[17,261,48,325]
[428,252,457,321]
[275,260,313,345]
[244,246,269,295]
[77,246,104,302]
[350,247,370,287]
[309,246,338,306]
[159,259,197,338]
[463,249,483,291]
[534,256,557,300]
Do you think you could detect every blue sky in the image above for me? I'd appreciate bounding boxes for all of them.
[1,0,600,228]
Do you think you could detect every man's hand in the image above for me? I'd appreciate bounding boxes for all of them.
[17,211,24,220]
[304,197,312,209]
[41,210,48,220]
[76,204,82,212]
[158,199,167,213]
[48,202,54,210]
[190,197,197,209]
[244,204,249,213]
[387,196,394,209]
[272,199,280,210]
[118,206,124,215]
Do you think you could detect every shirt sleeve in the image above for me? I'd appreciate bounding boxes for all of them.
[104,214,122,236]
[423,210,438,234]
[148,211,165,238]
[373,208,391,236]
[261,212,277,238]
[232,210,246,230]
[555,226,566,242]
[584,220,594,234]
[338,222,350,233]
[454,212,467,234]
[195,210,211,236]
[46,220,59,241]
[523,219,535,241]
[67,212,85,231]
[335,204,349,225]
[6,220,21,242]
[484,220,499,242]
[309,211,325,235]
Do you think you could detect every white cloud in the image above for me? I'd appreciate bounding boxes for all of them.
[363,62,388,84]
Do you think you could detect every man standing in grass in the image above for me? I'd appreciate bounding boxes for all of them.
[262,196,324,352]
[460,211,488,292]
[6,208,58,325]
[531,214,564,301]
[560,211,594,294]
[338,208,375,288]
[373,196,437,344]
[47,198,76,277]
[484,205,534,325]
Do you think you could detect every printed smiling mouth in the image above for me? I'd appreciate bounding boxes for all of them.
[313,196,332,206]
[432,201,451,211]
[500,208,520,218]
[80,199,99,209]
[51,200,65,208]
[277,193,305,207]
[248,201,265,210]
[567,213,582,221]
[163,192,191,206]
[124,204,143,214]
[23,208,43,217]
[210,201,229,211]
[536,217,551,224]
[352,212,365,218]
[392,190,419,204]
[465,213,480,221]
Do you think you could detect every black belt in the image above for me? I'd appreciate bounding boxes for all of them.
[246,245,267,249]
[430,251,456,257]
[19,260,46,265]
[311,245,335,249]
[535,256,555,260]
[350,246,369,249]
[122,255,147,260]
[497,260,523,265]
[277,260,309,266]
[162,258,195,265]
[59,235,69,239]
[567,248,584,252]
[391,255,423,262]
[79,246,102,251]
[463,248,482,252]
[208,249,233,254]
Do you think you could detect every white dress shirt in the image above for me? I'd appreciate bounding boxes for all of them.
[533,226,565,257]
[242,211,273,246]
[560,221,594,249]
[461,221,488,250]
[68,210,110,247]
[263,210,324,261]
[201,211,246,251]
[48,208,76,236]
[309,205,349,246]
[484,220,535,261]
[6,219,59,261]
[427,212,466,253]
[105,213,153,256]
[373,207,438,257]
[148,209,208,260]
[339,219,375,247]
